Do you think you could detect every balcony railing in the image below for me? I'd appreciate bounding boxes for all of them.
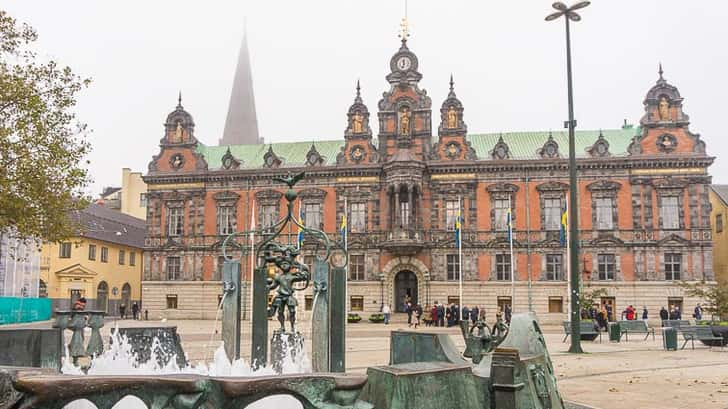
[384,228,425,255]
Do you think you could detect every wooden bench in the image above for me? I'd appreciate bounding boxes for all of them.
[681,326,725,350]
[619,320,655,341]
[562,321,601,343]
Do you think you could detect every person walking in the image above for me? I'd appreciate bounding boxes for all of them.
[437,303,445,327]
[414,304,423,329]
[642,306,648,321]
[462,305,470,326]
[406,301,413,327]
[504,304,512,324]
[382,303,391,325]
[659,306,668,322]
[119,303,126,319]
[675,306,682,320]
[132,302,140,320]
[694,304,703,321]
[470,306,479,326]
[431,303,439,327]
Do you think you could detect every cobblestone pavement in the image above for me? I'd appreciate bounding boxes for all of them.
[12,316,728,409]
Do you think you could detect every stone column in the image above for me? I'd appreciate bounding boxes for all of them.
[407,185,413,228]
[394,186,401,228]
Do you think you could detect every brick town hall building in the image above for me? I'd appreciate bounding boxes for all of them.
[142,36,714,323]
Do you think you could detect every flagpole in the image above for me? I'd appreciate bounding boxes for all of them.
[509,196,515,312]
[344,197,348,317]
[566,197,571,318]
[248,199,255,339]
[458,195,463,312]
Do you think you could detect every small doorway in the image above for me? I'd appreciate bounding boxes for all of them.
[96,281,108,313]
[498,297,512,314]
[600,297,616,321]
[394,270,418,312]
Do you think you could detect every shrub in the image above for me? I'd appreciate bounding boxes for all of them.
[369,313,385,323]
[347,313,362,323]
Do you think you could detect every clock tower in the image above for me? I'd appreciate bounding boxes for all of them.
[377,34,432,162]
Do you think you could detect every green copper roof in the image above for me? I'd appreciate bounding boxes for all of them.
[197,128,639,169]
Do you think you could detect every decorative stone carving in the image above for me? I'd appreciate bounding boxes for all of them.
[490,136,511,160]
[306,143,324,167]
[349,145,366,163]
[169,153,185,170]
[263,145,282,168]
[587,131,610,157]
[445,142,461,159]
[221,147,241,170]
[538,134,560,159]
[656,133,678,152]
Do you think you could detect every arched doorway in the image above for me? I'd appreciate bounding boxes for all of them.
[121,283,131,309]
[394,270,418,312]
[96,281,108,313]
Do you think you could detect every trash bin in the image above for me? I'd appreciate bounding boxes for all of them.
[608,322,621,342]
[663,327,677,351]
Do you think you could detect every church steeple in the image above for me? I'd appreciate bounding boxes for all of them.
[220,25,261,146]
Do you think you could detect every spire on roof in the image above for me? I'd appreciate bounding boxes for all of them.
[177,91,183,108]
[220,27,261,146]
[658,62,664,80]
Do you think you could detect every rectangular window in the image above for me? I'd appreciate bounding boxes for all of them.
[717,214,723,234]
[447,296,461,306]
[548,297,564,313]
[305,295,314,311]
[661,196,679,229]
[400,201,410,227]
[129,251,136,266]
[544,198,562,231]
[166,294,178,309]
[668,297,683,313]
[217,206,235,235]
[445,200,460,231]
[597,254,615,280]
[167,207,183,236]
[167,256,181,280]
[665,253,682,280]
[350,296,364,312]
[100,247,109,263]
[446,254,460,281]
[118,250,125,265]
[350,202,366,232]
[496,254,511,281]
[595,197,614,230]
[88,244,96,261]
[262,205,278,229]
[494,199,510,231]
[350,255,365,281]
[304,203,322,229]
[216,256,226,281]
[546,254,563,281]
[140,193,147,207]
[59,242,71,258]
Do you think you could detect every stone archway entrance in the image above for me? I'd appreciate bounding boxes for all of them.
[394,270,418,312]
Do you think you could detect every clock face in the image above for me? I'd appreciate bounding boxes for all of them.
[396,56,412,71]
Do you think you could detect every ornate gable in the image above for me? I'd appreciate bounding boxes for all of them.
[587,131,611,157]
[337,81,379,165]
[432,76,476,161]
[538,133,560,159]
[221,147,241,170]
[263,145,282,168]
[490,135,511,160]
[305,143,325,167]
[148,94,208,174]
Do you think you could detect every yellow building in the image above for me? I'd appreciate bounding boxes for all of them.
[711,185,728,284]
[97,168,148,220]
[40,204,145,315]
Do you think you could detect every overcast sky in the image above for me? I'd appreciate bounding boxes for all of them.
[5,1,728,194]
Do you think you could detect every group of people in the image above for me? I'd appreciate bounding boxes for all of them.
[659,304,702,321]
[580,302,705,331]
[392,298,512,329]
[119,302,141,320]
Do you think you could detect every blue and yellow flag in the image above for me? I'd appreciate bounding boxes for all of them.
[506,207,513,243]
[297,206,305,248]
[559,206,568,247]
[340,212,347,246]
[454,209,462,246]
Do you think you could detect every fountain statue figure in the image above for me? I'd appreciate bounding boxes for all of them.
[265,244,310,332]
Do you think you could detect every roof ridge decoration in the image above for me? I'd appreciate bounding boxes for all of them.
[640,63,689,128]
[538,132,560,159]
[337,80,379,165]
[432,75,475,161]
[162,92,196,146]
[306,142,325,167]
[263,145,282,168]
[490,134,511,160]
[221,147,242,170]
[587,129,610,157]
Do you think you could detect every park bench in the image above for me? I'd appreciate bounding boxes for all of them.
[619,320,655,341]
[680,326,725,350]
[662,319,690,329]
[562,321,601,343]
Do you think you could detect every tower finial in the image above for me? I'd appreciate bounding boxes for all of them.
[658,62,664,80]
[398,0,410,42]
[177,91,182,108]
[356,79,361,97]
[449,74,454,92]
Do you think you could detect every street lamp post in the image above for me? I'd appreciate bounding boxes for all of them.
[546,1,590,354]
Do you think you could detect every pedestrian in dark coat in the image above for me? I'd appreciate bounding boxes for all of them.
[659,306,669,321]
[642,306,648,320]
[470,306,479,325]
[504,304,512,324]
[406,302,413,327]
[437,304,445,327]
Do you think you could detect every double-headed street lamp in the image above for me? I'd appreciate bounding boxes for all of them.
[546,1,590,354]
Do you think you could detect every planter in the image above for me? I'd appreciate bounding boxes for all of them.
[369,314,385,323]
[347,313,362,324]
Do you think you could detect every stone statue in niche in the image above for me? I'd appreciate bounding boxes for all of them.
[658,96,670,121]
[172,121,183,143]
[352,111,364,133]
[447,106,457,129]
[399,107,411,135]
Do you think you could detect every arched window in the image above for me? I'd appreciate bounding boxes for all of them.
[38,280,47,298]
[96,281,109,313]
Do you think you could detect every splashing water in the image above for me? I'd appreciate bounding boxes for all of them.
[61,325,311,377]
